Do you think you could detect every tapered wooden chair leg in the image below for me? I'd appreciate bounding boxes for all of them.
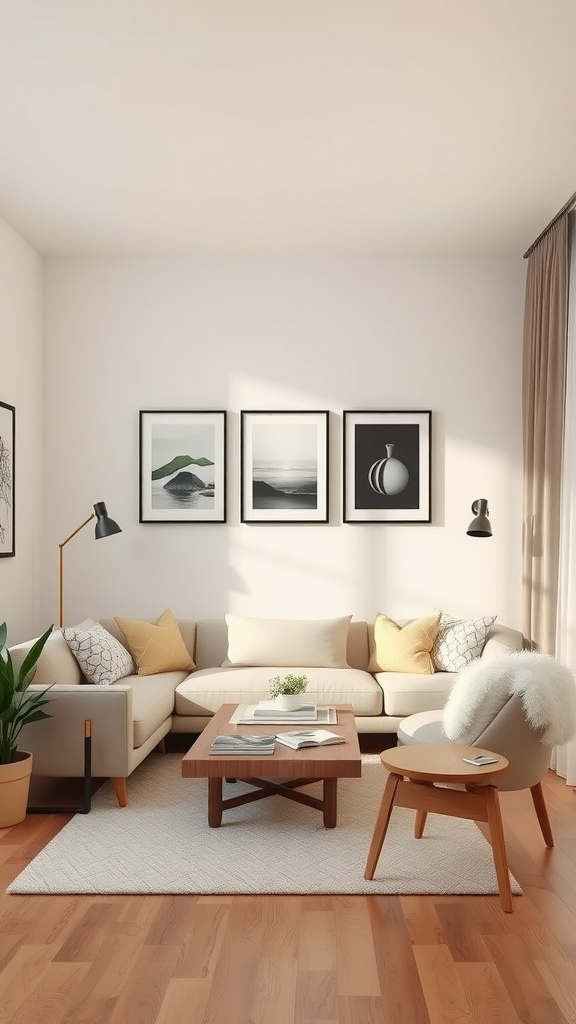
[484,787,513,913]
[530,781,554,848]
[364,772,399,879]
[414,809,427,838]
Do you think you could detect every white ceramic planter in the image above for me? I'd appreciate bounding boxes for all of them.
[274,694,307,711]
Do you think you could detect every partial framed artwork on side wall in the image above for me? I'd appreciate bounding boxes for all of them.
[241,410,329,523]
[0,400,15,557]
[139,410,227,523]
[343,410,431,523]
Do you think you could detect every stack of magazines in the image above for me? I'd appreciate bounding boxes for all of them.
[231,702,337,725]
[209,733,276,755]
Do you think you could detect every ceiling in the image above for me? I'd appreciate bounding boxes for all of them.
[1,1,575,257]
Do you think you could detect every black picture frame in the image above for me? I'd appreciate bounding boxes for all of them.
[241,410,329,523]
[0,400,15,557]
[343,410,431,523]
[139,410,227,523]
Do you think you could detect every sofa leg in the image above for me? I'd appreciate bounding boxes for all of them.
[111,777,128,807]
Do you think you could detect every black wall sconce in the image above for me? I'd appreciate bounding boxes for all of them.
[466,498,492,538]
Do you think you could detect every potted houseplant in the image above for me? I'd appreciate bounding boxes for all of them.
[0,621,54,827]
[268,672,309,711]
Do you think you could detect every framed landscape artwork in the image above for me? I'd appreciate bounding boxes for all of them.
[139,410,227,523]
[241,410,329,523]
[343,410,431,523]
[0,400,15,556]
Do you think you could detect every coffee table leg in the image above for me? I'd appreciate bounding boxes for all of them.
[323,778,338,828]
[208,777,223,827]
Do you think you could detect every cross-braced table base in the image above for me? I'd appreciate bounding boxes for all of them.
[208,775,338,827]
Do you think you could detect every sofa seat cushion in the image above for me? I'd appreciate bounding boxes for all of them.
[126,671,188,747]
[375,671,454,718]
[175,666,383,717]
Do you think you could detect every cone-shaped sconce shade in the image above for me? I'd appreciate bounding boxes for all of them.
[93,501,122,539]
[466,498,492,538]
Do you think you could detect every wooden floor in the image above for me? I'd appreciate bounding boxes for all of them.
[1,758,576,1023]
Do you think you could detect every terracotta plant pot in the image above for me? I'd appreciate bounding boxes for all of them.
[0,751,33,827]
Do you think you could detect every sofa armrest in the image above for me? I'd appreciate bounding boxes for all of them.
[481,623,525,661]
[18,684,133,778]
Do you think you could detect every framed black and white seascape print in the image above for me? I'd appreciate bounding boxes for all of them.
[139,410,226,523]
[241,410,329,523]
[343,410,431,523]
[0,400,15,556]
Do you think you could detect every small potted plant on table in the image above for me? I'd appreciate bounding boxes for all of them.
[268,672,309,711]
[0,622,54,827]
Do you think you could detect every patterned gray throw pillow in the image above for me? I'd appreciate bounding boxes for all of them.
[432,611,496,672]
[63,619,135,685]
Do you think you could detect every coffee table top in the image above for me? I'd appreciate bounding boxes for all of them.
[182,703,362,779]
[381,743,509,784]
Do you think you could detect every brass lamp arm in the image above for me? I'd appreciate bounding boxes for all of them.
[58,514,95,628]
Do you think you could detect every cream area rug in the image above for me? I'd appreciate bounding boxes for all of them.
[8,754,522,897]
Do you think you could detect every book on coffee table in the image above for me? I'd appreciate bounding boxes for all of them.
[275,729,345,750]
[209,734,276,755]
[253,700,317,718]
[230,704,337,725]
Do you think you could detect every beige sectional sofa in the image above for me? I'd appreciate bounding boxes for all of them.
[10,616,524,806]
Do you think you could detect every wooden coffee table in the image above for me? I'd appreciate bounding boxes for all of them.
[182,703,361,828]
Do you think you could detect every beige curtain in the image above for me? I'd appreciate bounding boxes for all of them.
[522,215,569,653]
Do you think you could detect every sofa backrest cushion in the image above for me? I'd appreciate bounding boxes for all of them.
[369,612,441,674]
[114,609,195,675]
[9,629,83,686]
[223,614,352,668]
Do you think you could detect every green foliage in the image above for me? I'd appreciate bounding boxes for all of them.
[152,455,214,480]
[0,622,54,764]
[268,673,309,698]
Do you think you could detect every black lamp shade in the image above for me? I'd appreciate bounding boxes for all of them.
[466,498,492,538]
[93,502,122,539]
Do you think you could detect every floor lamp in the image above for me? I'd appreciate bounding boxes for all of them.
[59,501,121,628]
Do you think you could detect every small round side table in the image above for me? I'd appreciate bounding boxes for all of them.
[364,743,514,912]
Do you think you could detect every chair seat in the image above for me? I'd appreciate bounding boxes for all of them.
[397,709,445,745]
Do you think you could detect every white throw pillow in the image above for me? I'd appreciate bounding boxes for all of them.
[224,615,352,668]
[432,611,496,672]
[63,619,135,685]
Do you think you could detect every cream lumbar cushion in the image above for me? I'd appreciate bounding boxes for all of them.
[115,609,194,676]
[224,614,351,668]
[442,650,576,747]
[63,619,135,686]
[432,611,496,672]
[369,612,441,674]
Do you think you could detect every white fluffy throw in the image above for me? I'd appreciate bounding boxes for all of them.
[443,650,576,747]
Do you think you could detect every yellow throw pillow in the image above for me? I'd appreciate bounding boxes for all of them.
[369,612,441,674]
[115,609,194,676]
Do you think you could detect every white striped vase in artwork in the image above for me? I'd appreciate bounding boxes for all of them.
[368,444,409,495]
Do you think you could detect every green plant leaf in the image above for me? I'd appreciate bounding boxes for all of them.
[152,455,214,480]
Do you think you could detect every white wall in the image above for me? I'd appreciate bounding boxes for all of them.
[42,256,526,631]
[0,217,43,643]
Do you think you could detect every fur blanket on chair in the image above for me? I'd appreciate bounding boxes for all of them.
[443,650,576,747]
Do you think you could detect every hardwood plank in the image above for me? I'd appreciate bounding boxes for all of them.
[154,978,211,1024]
[108,944,181,1024]
[250,957,298,1024]
[455,962,524,1024]
[367,897,430,1023]
[434,903,491,963]
[484,934,570,1024]
[334,896,380,997]
[7,961,92,1024]
[295,970,338,1021]
[299,910,337,971]
[412,944,473,1024]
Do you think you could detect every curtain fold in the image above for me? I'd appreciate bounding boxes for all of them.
[553,211,576,785]
[522,216,569,654]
